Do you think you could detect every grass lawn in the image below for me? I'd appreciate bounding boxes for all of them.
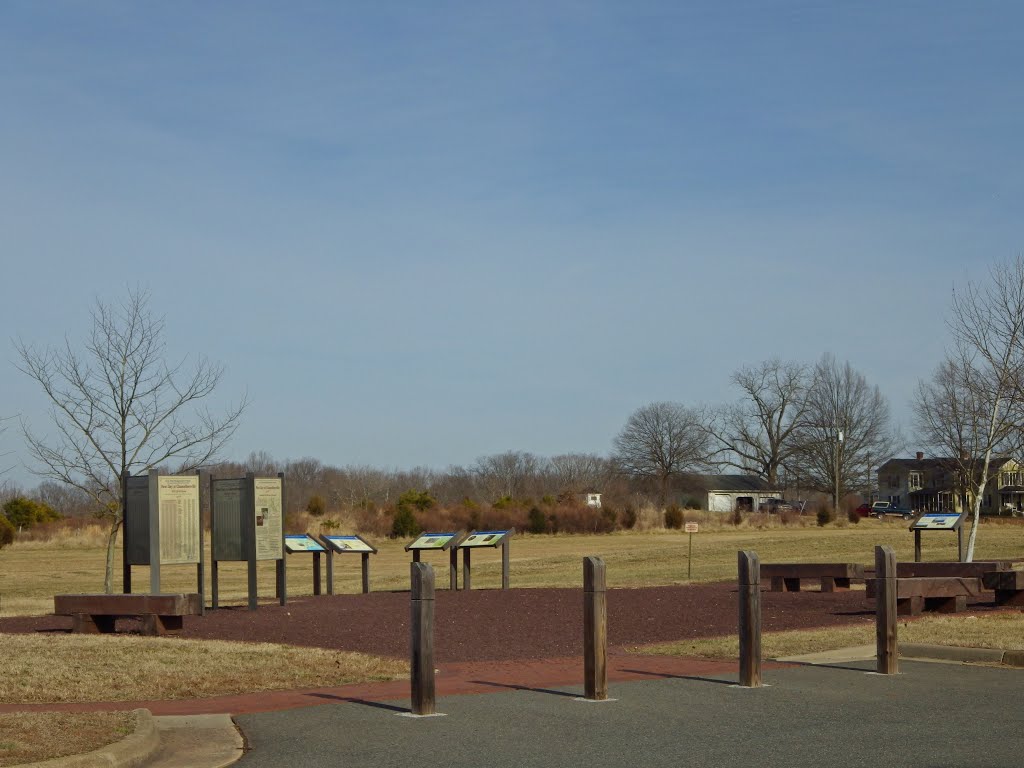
[4,518,1023,615]
[0,711,134,767]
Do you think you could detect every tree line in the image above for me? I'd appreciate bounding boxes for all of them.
[6,255,1024,579]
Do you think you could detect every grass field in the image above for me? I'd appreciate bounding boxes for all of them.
[0,711,134,767]
[3,517,1023,616]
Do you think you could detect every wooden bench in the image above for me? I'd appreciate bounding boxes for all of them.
[894,561,1018,578]
[760,563,865,593]
[54,593,202,636]
[982,570,1024,607]
[866,577,983,615]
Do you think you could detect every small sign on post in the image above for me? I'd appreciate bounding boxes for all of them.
[405,532,462,590]
[319,534,377,594]
[684,522,698,579]
[284,535,327,596]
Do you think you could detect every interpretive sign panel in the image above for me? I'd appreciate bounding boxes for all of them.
[211,478,244,562]
[406,532,459,550]
[158,475,201,565]
[254,477,284,561]
[684,522,699,534]
[460,530,511,548]
[911,512,962,530]
[323,535,376,554]
[285,534,326,553]
[124,475,151,566]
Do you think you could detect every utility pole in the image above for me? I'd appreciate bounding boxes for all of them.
[835,429,844,518]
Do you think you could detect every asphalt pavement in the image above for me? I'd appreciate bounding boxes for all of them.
[234,660,1024,768]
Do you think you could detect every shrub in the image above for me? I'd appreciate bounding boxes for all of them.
[390,506,421,538]
[547,513,560,534]
[846,508,861,524]
[730,506,744,526]
[306,494,327,517]
[0,514,14,548]
[321,517,339,532]
[1,497,62,529]
[816,504,834,527]
[528,506,547,534]
[600,506,617,532]
[621,504,637,530]
[664,505,684,529]
[398,490,436,512]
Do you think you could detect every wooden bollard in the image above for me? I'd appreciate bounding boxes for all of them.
[410,562,436,715]
[875,545,898,675]
[583,556,608,700]
[738,550,761,687]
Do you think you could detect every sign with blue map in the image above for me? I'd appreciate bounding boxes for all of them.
[405,532,459,551]
[284,534,326,553]
[911,513,963,530]
[459,530,512,548]
[322,535,376,554]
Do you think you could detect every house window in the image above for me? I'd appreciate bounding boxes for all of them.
[1004,472,1020,487]
[908,472,922,491]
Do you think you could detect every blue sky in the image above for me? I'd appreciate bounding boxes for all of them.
[2,2,1022,488]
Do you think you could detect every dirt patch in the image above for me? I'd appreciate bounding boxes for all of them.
[0,582,895,662]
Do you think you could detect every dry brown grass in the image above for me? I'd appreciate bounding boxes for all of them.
[0,633,407,704]
[0,711,134,766]
[2,518,1022,615]
[636,612,1024,660]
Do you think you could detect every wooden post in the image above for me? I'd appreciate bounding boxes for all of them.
[914,530,922,563]
[449,547,458,591]
[313,552,322,596]
[875,545,898,675]
[121,470,131,594]
[410,562,436,715]
[502,538,510,590]
[463,547,472,591]
[195,469,205,616]
[361,552,370,594]
[325,549,334,595]
[583,556,608,701]
[738,550,761,687]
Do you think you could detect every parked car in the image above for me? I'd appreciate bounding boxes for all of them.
[854,503,872,518]
[759,498,796,514]
[869,501,915,520]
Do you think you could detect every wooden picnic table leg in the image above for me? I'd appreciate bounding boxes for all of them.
[820,577,836,592]
[783,577,800,592]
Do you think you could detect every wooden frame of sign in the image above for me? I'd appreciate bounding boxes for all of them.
[318,534,377,594]
[121,469,204,612]
[457,529,514,591]
[210,472,287,610]
[909,510,969,562]
[284,534,327,595]
[404,532,463,590]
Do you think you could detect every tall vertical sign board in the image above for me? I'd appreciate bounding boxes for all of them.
[121,469,203,611]
[210,473,286,610]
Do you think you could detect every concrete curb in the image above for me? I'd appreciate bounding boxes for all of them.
[900,643,1006,665]
[782,644,1024,668]
[20,708,160,768]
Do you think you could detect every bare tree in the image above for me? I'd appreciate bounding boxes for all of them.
[915,257,1024,560]
[707,360,810,485]
[613,402,710,506]
[472,451,541,501]
[546,453,616,496]
[792,355,899,510]
[16,289,246,591]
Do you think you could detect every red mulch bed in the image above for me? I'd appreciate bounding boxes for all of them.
[0,582,898,662]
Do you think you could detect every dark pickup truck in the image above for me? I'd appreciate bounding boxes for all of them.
[869,501,916,520]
